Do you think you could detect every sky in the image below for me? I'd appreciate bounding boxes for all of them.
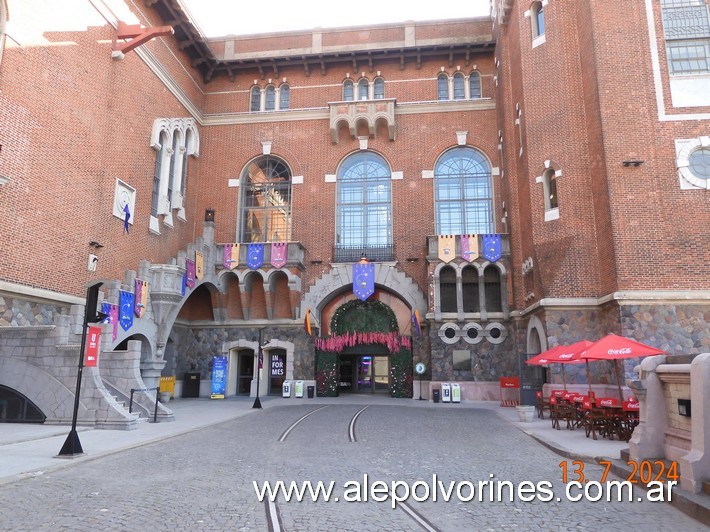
[179,0,491,37]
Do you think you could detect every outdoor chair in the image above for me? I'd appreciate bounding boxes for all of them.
[535,391,550,419]
[550,395,575,430]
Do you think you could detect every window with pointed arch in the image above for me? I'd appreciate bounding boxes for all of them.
[239,156,293,243]
[437,73,449,100]
[265,85,276,111]
[335,151,392,261]
[343,79,354,101]
[435,147,494,235]
[469,71,482,98]
[279,84,290,110]
[531,1,544,39]
[462,266,480,313]
[484,266,502,313]
[358,78,369,100]
[453,72,466,100]
[440,266,457,313]
[374,77,385,99]
[150,119,199,232]
[250,86,261,112]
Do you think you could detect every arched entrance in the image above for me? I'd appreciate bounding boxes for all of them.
[0,385,46,423]
[315,299,413,398]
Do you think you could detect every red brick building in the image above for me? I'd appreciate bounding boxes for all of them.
[0,0,707,423]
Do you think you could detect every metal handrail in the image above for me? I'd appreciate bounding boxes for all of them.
[129,387,159,423]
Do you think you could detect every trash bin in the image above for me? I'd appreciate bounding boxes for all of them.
[433,389,440,403]
[451,383,461,403]
[295,380,304,398]
[307,385,315,398]
[282,381,291,398]
[441,382,451,403]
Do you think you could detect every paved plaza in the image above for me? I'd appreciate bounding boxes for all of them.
[0,398,707,531]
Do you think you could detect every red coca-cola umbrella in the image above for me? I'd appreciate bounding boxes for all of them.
[526,340,592,390]
[577,334,666,401]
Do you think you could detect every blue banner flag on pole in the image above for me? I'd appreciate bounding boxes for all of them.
[119,290,134,331]
[210,355,228,399]
[353,262,375,301]
[482,234,502,262]
[247,243,264,270]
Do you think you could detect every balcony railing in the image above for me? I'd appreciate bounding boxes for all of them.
[333,244,394,263]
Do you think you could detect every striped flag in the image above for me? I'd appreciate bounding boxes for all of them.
[412,309,422,336]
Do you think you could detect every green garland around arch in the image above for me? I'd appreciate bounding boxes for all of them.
[315,350,338,397]
[390,347,413,398]
[330,299,398,334]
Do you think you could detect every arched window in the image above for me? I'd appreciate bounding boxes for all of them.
[462,266,480,312]
[151,130,168,217]
[532,1,544,38]
[265,85,276,111]
[343,79,354,101]
[358,78,369,100]
[469,72,482,99]
[543,168,558,210]
[435,147,494,234]
[437,73,449,100]
[239,156,293,242]
[336,151,392,261]
[279,84,290,110]
[484,266,502,313]
[373,77,385,99]
[250,86,261,112]
[440,266,457,313]
[453,72,465,100]
[166,131,182,214]
[180,129,193,200]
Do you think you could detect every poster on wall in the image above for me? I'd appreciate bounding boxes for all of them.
[211,355,228,399]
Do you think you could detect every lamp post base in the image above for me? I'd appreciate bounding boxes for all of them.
[252,397,262,409]
[56,430,84,457]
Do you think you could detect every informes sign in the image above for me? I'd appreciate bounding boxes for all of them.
[271,354,285,377]
[210,355,228,399]
[84,325,101,367]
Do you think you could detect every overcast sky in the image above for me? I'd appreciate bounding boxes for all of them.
[179,0,491,37]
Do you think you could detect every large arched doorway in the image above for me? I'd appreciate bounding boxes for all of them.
[316,298,413,397]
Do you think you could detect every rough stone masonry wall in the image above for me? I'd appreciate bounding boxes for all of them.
[0,297,69,326]
[171,325,313,380]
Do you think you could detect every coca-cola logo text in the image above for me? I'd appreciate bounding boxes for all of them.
[607,348,631,355]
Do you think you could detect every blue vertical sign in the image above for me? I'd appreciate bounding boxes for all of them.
[211,355,228,399]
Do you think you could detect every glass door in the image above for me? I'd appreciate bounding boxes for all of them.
[373,356,389,393]
[357,356,373,392]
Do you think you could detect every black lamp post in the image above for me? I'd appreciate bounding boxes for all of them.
[57,280,106,457]
[252,328,265,409]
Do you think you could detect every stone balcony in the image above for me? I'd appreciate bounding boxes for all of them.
[426,234,511,262]
[329,99,396,143]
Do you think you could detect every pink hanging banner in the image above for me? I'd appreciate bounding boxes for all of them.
[109,304,119,341]
[223,243,239,270]
[460,234,479,262]
[185,259,196,289]
[271,242,287,269]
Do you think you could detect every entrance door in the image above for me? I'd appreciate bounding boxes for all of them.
[339,355,389,394]
[238,352,254,395]
[268,350,286,395]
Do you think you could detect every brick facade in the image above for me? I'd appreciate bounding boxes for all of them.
[0,0,708,421]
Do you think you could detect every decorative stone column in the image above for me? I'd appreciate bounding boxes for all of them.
[679,352,710,493]
[629,354,668,460]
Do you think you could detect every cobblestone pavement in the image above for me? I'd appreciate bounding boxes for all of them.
[0,404,704,531]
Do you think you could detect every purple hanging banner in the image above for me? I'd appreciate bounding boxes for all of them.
[247,243,264,270]
[185,258,196,288]
[271,242,287,269]
[482,234,502,262]
[134,279,148,318]
[353,262,375,301]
